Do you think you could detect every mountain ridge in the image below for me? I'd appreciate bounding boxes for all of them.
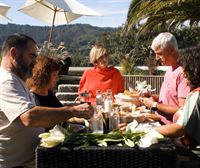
[0,23,116,53]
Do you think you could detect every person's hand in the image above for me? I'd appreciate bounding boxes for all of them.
[73,103,94,119]
[139,90,151,97]
[118,123,127,132]
[139,97,155,109]
[67,117,85,124]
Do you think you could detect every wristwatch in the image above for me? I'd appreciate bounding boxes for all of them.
[151,102,158,112]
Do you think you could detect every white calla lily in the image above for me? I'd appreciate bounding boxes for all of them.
[39,125,65,148]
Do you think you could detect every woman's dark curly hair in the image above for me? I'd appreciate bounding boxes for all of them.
[26,56,61,89]
[178,46,200,90]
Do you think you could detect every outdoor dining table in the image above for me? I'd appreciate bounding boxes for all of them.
[35,138,177,168]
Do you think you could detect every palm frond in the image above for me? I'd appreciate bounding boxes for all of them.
[124,0,200,36]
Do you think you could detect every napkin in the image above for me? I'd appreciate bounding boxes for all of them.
[126,120,163,148]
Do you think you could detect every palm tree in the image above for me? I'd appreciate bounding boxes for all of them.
[124,0,200,35]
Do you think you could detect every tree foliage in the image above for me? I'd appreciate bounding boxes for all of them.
[97,25,200,74]
[124,0,200,36]
[97,28,157,74]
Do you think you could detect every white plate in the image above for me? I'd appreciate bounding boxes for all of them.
[114,93,142,106]
[114,94,133,101]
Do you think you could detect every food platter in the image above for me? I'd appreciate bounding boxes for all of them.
[114,93,133,101]
[114,93,141,105]
[115,104,161,123]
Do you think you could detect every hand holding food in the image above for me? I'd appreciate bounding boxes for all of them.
[139,97,155,109]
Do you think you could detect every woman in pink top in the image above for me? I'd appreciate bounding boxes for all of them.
[140,32,190,124]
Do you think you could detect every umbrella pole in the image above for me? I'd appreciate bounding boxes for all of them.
[48,8,57,49]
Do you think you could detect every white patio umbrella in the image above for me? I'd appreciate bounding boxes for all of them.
[0,2,11,21]
[19,0,101,46]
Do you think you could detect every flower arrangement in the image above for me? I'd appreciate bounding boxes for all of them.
[38,125,146,148]
[135,81,156,96]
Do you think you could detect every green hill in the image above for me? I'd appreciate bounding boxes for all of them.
[0,23,116,57]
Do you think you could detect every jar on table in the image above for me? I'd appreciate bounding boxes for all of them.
[96,90,103,106]
[109,107,120,132]
[90,106,104,134]
[104,89,113,113]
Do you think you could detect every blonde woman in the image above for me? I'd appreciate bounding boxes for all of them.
[78,44,124,105]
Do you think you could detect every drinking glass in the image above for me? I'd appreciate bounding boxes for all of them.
[90,106,103,133]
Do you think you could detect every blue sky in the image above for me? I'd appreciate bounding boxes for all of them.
[0,0,131,28]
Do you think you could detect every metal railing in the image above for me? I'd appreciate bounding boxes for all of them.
[66,67,165,94]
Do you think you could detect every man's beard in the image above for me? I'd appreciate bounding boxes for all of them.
[14,56,34,80]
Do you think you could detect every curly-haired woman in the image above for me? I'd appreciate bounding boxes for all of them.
[26,56,85,125]
[26,56,63,107]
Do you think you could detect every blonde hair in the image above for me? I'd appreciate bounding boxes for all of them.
[151,32,178,52]
[90,44,108,65]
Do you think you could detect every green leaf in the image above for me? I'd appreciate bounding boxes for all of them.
[124,138,135,147]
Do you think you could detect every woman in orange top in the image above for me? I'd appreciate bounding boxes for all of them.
[78,44,124,105]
